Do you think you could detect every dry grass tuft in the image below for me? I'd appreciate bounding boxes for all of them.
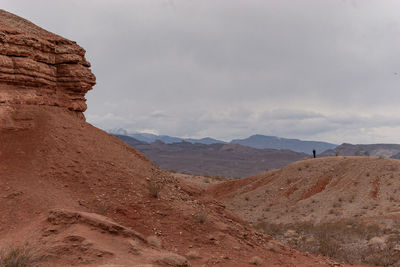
[94,202,109,215]
[0,244,35,267]
[147,235,162,248]
[186,250,201,259]
[254,219,400,265]
[249,256,263,265]
[146,180,164,198]
[195,209,208,224]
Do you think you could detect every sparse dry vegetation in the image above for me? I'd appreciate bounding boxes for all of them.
[186,250,201,259]
[94,202,109,215]
[254,220,400,266]
[0,244,35,267]
[249,256,263,265]
[147,235,162,248]
[195,209,208,224]
[146,180,164,198]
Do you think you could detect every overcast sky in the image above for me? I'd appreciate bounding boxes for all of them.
[3,0,400,144]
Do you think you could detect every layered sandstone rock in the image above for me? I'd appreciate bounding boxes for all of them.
[0,9,95,114]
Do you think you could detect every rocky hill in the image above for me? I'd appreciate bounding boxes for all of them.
[115,135,309,177]
[207,156,400,265]
[0,10,340,266]
[208,156,400,224]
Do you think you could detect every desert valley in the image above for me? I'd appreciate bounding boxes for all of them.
[2,6,400,267]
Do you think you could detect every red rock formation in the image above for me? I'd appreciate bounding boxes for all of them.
[0,9,95,117]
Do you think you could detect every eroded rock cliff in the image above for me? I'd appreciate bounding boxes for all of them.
[0,9,95,121]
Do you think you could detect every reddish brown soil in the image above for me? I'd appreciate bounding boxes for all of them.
[0,10,347,267]
[0,105,347,266]
[370,177,380,200]
[299,177,332,201]
[285,185,298,198]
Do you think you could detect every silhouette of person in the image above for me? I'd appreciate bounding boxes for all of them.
[313,149,316,158]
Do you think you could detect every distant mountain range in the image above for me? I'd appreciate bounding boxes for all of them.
[108,129,336,154]
[111,129,400,177]
[231,134,336,154]
[115,135,308,177]
[109,128,226,145]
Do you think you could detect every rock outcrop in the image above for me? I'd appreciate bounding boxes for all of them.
[0,9,95,116]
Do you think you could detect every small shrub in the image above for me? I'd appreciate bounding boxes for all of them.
[154,252,189,266]
[249,256,263,265]
[333,202,341,208]
[195,209,208,224]
[317,231,340,258]
[147,235,162,248]
[146,180,164,198]
[0,244,35,267]
[186,250,201,259]
[95,202,109,215]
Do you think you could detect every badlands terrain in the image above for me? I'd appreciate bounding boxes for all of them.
[0,10,359,267]
[208,156,400,266]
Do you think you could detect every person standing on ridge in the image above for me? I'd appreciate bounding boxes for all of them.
[313,149,316,158]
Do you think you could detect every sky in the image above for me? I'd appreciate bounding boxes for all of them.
[3,0,400,144]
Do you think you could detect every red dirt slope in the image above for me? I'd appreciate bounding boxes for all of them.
[0,9,342,266]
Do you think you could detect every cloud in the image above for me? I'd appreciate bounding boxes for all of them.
[3,0,400,143]
[86,106,400,144]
